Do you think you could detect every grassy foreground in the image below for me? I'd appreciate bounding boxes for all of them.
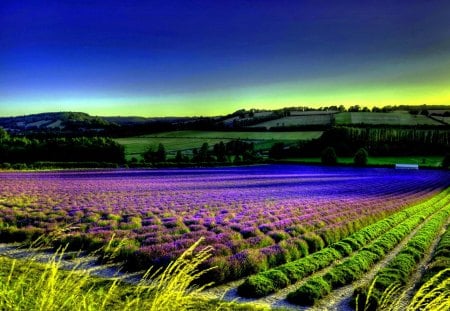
[0,237,448,310]
[0,239,267,311]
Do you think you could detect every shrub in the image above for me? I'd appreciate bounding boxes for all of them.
[354,147,368,166]
[287,276,331,305]
[321,147,337,165]
[237,275,275,298]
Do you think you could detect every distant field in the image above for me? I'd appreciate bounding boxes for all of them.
[335,112,442,125]
[431,115,450,124]
[115,130,323,160]
[285,156,443,167]
[250,114,333,129]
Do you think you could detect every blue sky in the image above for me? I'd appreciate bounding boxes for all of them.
[1,0,450,116]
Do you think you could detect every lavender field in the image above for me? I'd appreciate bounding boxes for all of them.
[0,166,448,285]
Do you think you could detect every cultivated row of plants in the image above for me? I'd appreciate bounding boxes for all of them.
[237,189,449,298]
[420,224,450,285]
[0,167,448,287]
[285,191,450,305]
[353,202,450,310]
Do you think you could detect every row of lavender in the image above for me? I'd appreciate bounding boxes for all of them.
[0,165,449,284]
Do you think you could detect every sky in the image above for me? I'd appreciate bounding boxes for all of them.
[1,0,450,117]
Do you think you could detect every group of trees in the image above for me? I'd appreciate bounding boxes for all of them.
[141,140,262,164]
[289,127,449,158]
[0,127,125,164]
[320,147,368,166]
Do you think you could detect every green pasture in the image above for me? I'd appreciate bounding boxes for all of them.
[334,112,442,126]
[250,115,333,129]
[115,131,322,160]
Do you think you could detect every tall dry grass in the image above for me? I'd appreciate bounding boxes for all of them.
[0,238,266,311]
[357,268,450,311]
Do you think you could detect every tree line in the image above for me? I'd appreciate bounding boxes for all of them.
[141,140,262,165]
[0,127,125,165]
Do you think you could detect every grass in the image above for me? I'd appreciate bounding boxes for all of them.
[115,130,322,160]
[0,238,268,311]
[0,233,448,310]
[356,268,450,311]
[249,115,333,129]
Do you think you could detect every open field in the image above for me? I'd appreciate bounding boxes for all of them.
[335,112,442,126]
[249,115,334,129]
[0,165,449,309]
[115,131,322,160]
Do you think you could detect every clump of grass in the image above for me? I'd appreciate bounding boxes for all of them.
[0,237,267,311]
[356,268,450,311]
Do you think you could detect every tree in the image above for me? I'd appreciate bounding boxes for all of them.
[321,147,337,165]
[442,153,450,169]
[0,127,9,142]
[354,148,368,166]
[156,143,166,162]
[175,150,183,163]
[269,142,285,160]
[143,143,166,163]
[213,141,226,162]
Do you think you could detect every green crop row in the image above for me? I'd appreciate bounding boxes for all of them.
[286,192,450,306]
[236,190,449,298]
[420,224,450,285]
[353,202,450,310]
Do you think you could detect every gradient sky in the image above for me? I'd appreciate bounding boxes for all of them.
[1,0,450,117]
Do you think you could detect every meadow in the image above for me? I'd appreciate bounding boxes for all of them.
[334,112,442,126]
[114,131,322,160]
[0,165,449,309]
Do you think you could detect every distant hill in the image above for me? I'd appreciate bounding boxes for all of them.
[0,112,198,136]
[0,105,449,136]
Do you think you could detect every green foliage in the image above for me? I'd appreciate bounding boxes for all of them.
[143,143,166,163]
[442,153,450,169]
[269,142,285,159]
[0,238,270,311]
[287,276,331,305]
[238,190,450,299]
[237,275,275,298]
[321,146,337,165]
[288,190,450,305]
[354,147,369,166]
[354,200,450,310]
[0,136,125,164]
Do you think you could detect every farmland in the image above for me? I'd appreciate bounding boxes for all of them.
[334,112,442,126]
[249,114,334,129]
[0,165,449,309]
[115,131,322,160]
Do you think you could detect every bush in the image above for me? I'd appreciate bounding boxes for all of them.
[353,147,368,166]
[321,147,337,165]
[442,153,450,169]
[287,276,331,305]
[237,275,275,298]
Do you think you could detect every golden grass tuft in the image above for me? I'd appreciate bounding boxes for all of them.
[357,268,450,311]
[0,238,267,311]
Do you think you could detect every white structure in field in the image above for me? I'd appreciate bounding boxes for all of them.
[395,164,419,169]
